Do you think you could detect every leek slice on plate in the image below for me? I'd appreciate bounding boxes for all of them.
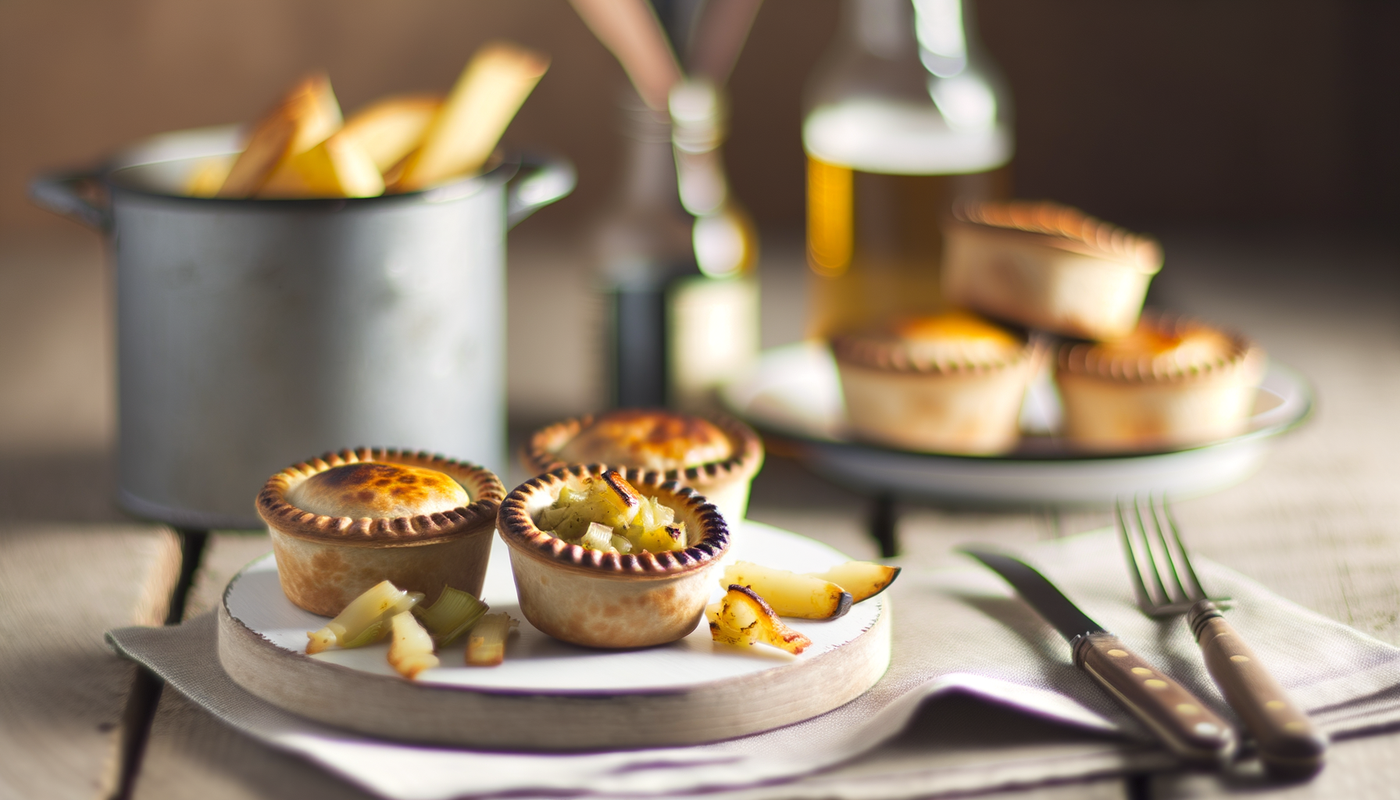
[305,580,424,654]
[412,586,489,646]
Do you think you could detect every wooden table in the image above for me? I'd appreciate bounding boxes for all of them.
[2,229,1397,799]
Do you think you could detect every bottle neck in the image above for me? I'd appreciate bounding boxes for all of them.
[806,0,1013,174]
[845,0,917,60]
[617,104,683,213]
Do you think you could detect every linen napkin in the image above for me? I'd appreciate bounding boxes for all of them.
[108,524,1400,799]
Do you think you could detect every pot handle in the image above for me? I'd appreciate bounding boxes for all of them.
[29,170,112,232]
[505,155,576,229]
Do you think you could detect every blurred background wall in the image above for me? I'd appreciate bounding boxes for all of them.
[3,0,1398,237]
[0,0,1395,518]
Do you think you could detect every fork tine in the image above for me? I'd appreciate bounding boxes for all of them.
[1161,496,1209,601]
[1145,493,1192,605]
[1130,495,1173,606]
[1115,498,1157,611]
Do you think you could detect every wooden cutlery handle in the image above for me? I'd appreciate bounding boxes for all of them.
[1074,631,1237,765]
[1189,601,1328,777]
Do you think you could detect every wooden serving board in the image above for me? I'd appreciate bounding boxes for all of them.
[217,521,891,751]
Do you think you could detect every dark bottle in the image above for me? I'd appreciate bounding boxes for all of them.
[599,81,758,410]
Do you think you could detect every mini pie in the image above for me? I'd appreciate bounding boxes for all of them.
[1055,313,1265,452]
[496,464,730,649]
[521,410,763,526]
[256,448,504,616]
[831,311,1040,455]
[943,201,1163,340]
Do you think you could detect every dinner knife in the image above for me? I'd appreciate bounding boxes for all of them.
[959,546,1237,766]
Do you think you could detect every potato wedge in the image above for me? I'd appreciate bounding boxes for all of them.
[387,610,440,679]
[259,129,384,198]
[185,156,235,197]
[708,585,812,655]
[720,562,852,620]
[392,42,549,192]
[218,72,343,198]
[809,561,901,603]
[341,93,442,173]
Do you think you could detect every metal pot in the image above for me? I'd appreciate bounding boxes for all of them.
[31,125,574,529]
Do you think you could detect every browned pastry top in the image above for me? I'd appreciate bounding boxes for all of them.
[285,462,469,520]
[1058,313,1260,383]
[256,448,503,544]
[556,410,733,471]
[832,310,1034,375]
[952,200,1162,272]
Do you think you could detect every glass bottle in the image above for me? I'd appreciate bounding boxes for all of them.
[598,81,758,410]
[804,0,1013,338]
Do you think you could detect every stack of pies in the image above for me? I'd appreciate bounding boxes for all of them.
[833,200,1265,454]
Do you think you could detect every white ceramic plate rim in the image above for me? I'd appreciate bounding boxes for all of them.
[223,520,885,695]
[722,341,1313,464]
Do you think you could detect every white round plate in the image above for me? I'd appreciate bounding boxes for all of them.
[217,521,891,750]
[721,342,1313,506]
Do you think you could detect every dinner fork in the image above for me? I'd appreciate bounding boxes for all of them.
[1117,496,1327,778]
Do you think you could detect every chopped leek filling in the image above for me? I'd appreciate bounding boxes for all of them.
[536,471,688,554]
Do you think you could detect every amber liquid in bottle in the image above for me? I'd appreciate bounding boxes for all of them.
[802,0,1013,339]
[806,157,1009,338]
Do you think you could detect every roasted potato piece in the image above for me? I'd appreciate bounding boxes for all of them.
[707,585,812,655]
[341,93,442,173]
[218,72,342,198]
[392,42,549,191]
[185,156,235,197]
[259,129,384,198]
[720,562,852,620]
[631,521,687,554]
[810,561,901,603]
[387,610,440,679]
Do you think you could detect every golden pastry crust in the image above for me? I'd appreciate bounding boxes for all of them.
[952,201,1161,266]
[521,411,763,526]
[1059,316,1242,381]
[286,462,470,520]
[832,312,1040,455]
[1056,313,1265,452]
[556,409,732,471]
[258,448,501,545]
[832,311,1029,374]
[943,201,1162,340]
[256,448,504,616]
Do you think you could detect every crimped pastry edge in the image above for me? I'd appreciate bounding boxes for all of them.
[497,464,729,578]
[830,329,1042,376]
[951,199,1163,273]
[520,411,764,488]
[255,447,504,545]
[1056,312,1264,384]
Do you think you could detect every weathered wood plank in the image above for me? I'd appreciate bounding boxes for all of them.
[133,531,385,800]
[0,523,180,800]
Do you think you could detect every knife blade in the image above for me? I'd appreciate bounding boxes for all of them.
[959,545,1237,766]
